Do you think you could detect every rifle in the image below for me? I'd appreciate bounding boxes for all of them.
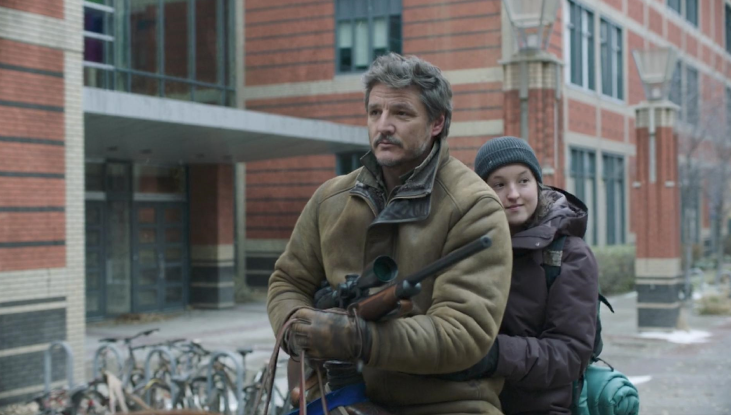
[314,234,493,321]
[287,235,494,411]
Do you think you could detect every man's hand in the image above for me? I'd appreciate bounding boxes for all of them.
[286,308,372,362]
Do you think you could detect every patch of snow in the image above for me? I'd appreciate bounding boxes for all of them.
[628,375,652,385]
[638,329,711,344]
[693,291,703,300]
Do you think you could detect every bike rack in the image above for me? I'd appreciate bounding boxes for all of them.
[91,343,124,382]
[206,351,245,415]
[44,341,75,393]
[144,346,178,405]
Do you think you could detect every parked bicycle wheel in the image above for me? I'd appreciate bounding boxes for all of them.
[134,379,173,410]
[71,390,107,415]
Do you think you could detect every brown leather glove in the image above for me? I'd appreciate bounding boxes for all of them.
[286,308,372,362]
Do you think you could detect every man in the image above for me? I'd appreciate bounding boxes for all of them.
[267,53,512,415]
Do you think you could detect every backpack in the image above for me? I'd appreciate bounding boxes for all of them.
[541,235,614,362]
[541,236,623,415]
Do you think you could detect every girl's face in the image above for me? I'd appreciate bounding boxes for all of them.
[486,164,539,232]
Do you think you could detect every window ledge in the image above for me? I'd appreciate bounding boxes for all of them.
[599,93,626,106]
[334,72,366,81]
[565,82,599,98]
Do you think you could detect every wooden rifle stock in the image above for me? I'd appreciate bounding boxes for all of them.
[349,235,492,321]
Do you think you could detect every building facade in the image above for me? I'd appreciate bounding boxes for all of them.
[0,0,368,402]
[242,0,731,270]
[2,0,731,404]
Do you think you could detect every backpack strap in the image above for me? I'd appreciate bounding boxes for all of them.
[542,235,567,290]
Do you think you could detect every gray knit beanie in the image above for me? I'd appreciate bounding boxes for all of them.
[474,136,542,183]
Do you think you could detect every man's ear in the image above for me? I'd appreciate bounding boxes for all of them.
[430,115,445,138]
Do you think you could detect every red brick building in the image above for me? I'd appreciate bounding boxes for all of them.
[2,0,731,403]
[241,0,730,280]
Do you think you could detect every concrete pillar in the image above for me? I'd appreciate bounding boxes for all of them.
[502,52,565,188]
[634,102,683,331]
[234,162,252,302]
[189,164,235,309]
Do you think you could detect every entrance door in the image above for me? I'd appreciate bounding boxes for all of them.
[132,203,188,312]
[85,201,106,318]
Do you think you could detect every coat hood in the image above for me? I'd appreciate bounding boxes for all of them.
[511,186,588,251]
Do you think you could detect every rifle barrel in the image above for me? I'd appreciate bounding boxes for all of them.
[399,235,492,289]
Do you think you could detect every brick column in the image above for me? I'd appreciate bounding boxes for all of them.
[502,52,565,187]
[189,164,235,309]
[634,102,682,331]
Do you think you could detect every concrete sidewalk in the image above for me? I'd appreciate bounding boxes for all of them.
[85,293,731,415]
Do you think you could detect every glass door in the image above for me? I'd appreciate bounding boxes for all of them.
[85,201,106,318]
[132,203,187,312]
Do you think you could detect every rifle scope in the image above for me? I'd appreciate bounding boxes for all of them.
[356,255,398,290]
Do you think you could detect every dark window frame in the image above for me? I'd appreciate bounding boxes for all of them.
[602,153,626,245]
[667,0,698,27]
[335,0,403,74]
[336,151,366,175]
[685,64,699,126]
[83,0,236,107]
[567,0,595,90]
[600,18,623,100]
[570,147,598,245]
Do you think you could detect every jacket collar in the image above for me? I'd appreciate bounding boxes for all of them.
[351,139,450,224]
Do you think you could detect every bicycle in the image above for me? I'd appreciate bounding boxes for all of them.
[93,328,161,389]
[29,384,106,415]
[243,358,293,415]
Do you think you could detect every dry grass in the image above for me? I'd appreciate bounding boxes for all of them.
[697,291,731,315]
[0,403,37,415]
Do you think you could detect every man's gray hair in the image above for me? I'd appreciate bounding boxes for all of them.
[363,53,453,141]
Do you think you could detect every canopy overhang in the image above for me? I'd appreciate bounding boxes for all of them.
[83,88,369,164]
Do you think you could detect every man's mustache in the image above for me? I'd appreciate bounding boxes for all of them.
[374,135,404,148]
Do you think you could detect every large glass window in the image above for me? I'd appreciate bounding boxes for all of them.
[83,0,235,107]
[603,154,626,245]
[570,148,597,245]
[667,0,697,27]
[336,0,402,73]
[669,60,682,107]
[84,0,116,88]
[336,151,366,175]
[671,61,700,126]
[567,1,595,90]
[685,65,699,126]
[600,19,623,100]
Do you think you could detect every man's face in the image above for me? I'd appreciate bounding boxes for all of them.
[366,84,444,168]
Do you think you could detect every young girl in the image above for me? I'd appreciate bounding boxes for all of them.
[445,136,599,415]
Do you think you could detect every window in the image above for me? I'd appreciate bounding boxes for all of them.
[567,1,595,90]
[668,61,699,126]
[603,154,626,245]
[668,0,680,14]
[83,0,115,88]
[726,87,731,135]
[600,19,623,100]
[726,4,731,54]
[667,0,697,26]
[336,0,402,73]
[669,61,682,107]
[570,148,597,245]
[336,152,366,175]
[83,0,236,107]
[685,64,699,126]
[686,0,697,26]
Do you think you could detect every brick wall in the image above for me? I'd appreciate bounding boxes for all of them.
[0,39,66,272]
[0,0,63,19]
[0,0,84,404]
